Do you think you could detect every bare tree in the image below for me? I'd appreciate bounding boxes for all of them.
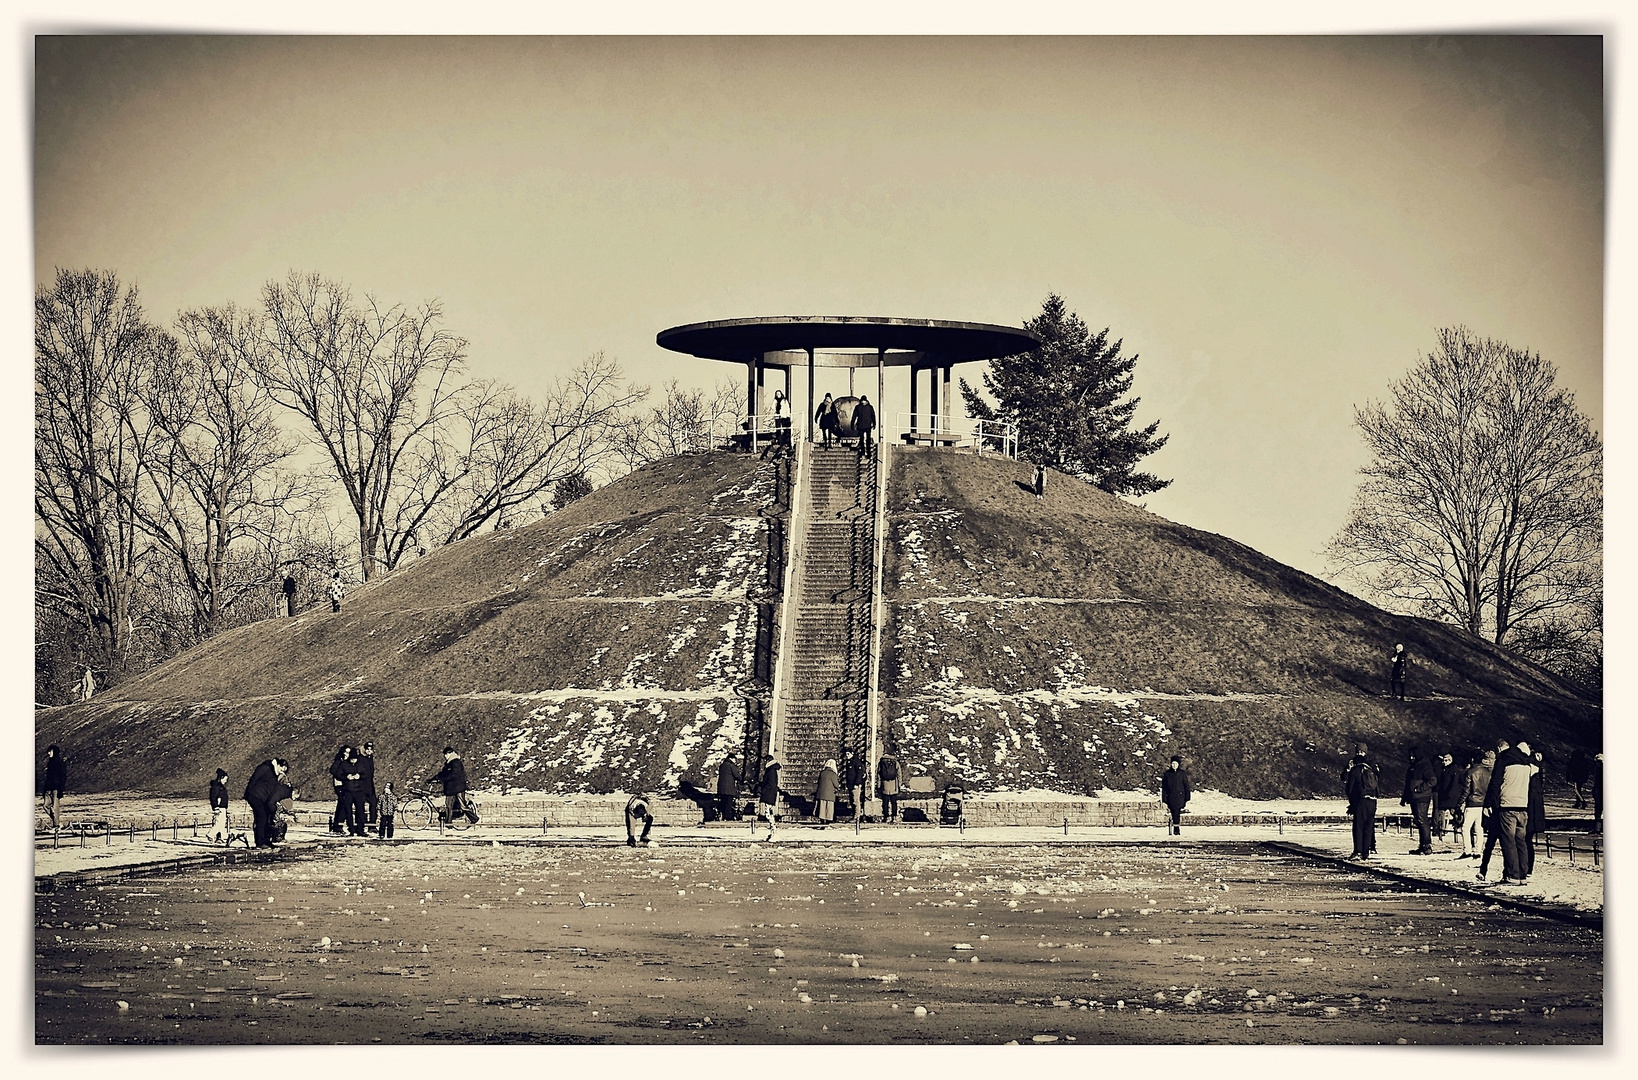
[136,304,317,639]
[253,272,469,580]
[407,353,645,551]
[613,377,740,468]
[34,269,163,682]
[1328,327,1601,666]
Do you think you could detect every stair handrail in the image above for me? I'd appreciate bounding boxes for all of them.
[766,439,811,770]
[865,443,891,804]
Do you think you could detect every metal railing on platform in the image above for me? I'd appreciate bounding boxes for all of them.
[895,414,1017,458]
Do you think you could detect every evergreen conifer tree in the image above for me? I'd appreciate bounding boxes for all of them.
[961,293,1170,496]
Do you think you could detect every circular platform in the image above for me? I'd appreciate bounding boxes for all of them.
[657,316,1038,365]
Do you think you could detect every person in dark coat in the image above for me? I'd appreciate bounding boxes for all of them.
[1389,643,1408,699]
[855,395,876,452]
[359,741,379,832]
[1458,749,1495,858]
[816,393,836,448]
[717,755,742,822]
[1343,743,1381,859]
[1477,739,1510,880]
[877,751,901,823]
[41,744,67,831]
[845,754,866,819]
[1592,753,1603,834]
[328,746,352,834]
[429,746,476,824]
[755,758,782,838]
[1400,745,1439,854]
[1567,749,1594,810]
[1033,464,1046,501]
[1524,751,1548,877]
[281,574,298,617]
[1434,751,1464,842]
[339,748,368,836]
[243,758,290,848]
[625,793,654,846]
[813,759,840,826]
[1160,756,1191,835]
[208,768,230,845]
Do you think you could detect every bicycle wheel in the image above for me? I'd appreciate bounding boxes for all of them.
[403,797,435,831]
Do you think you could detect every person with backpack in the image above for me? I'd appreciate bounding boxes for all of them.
[877,751,901,823]
[1344,743,1381,860]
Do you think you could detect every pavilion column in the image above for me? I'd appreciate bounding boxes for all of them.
[929,364,941,434]
[941,365,953,433]
[877,348,885,432]
[806,347,816,443]
[756,359,766,414]
[746,360,757,419]
[909,364,920,433]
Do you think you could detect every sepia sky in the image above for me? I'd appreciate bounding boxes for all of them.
[31,34,1604,580]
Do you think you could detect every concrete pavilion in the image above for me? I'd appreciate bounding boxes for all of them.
[656,316,1039,446]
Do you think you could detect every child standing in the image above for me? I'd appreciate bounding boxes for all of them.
[377,782,398,840]
[208,768,230,845]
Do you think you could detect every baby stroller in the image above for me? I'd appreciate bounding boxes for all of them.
[939,783,966,827]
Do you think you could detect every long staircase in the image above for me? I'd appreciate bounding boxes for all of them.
[772,442,884,803]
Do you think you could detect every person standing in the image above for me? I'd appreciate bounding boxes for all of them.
[328,746,351,834]
[340,748,367,836]
[77,666,96,703]
[281,574,298,617]
[1343,744,1380,860]
[243,758,290,848]
[1159,756,1192,835]
[717,754,742,822]
[1459,749,1495,858]
[376,782,398,840]
[1525,750,1548,879]
[1476,739,1511,880]
[327,568,346,613]
[1400,745,1438,854]
[816,393,836,449]
[1435,751,1463,843]
[359,741,379,834]
[625,793,655,846]
[1033,464,1046,501]
[1389,643,1408,700]
[429,746,474,825]
[877,751,901,824]
[1567,749,1593,810]
[855,395,876,453]
[813,759,840,827]
[768,389,794,457]
[41,745,67,831]
[1592,752,1604,834]
[756,757,782,839]
[1484,738,1538,885]
[208,768,230,845]
[845,753,866,820]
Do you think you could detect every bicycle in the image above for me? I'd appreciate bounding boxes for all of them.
[398,787,480,830]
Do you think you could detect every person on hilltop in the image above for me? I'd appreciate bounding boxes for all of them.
[1160,755,1192,836]
[877,750,902,824]
[625,792,655,847]
[77,666,96,703]
[1458,748,1495,859]
[1033,463,1047,501]
[327,568,346,613]
[716,754,742,822]
[1400,745,1439,854]
[1343,743,1381,860]
[1435,750,1464,843]
[208,767,230,845]
[429,746,478,825]
[855,395,877,453]
[1389,643,1408,700]
[813,759,840,828]
[1484,737,1538,886]
[756,757,782,839]
[763,389,793,458]
[816,393,837,449]
[281,573,298,617]
[41,744,67,831]
[243,758,291,848]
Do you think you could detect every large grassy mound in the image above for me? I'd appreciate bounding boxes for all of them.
[36,446,1598,802]
[879,447,1599,797]
[37,453,783,800]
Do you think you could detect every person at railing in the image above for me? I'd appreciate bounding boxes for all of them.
[760,390,793,459]
[816,393,837,448]
[855,395,876,454]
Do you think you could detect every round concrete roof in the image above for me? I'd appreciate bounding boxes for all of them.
[656,316,1039,365]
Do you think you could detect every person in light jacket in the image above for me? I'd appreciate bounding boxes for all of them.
[813,759,840,827]
[1160,756,1192,835]
[1484,739,1539,885]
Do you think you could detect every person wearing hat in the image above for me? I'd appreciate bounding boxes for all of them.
[1389,643,1408,700]
[1160,756,1192,835]
[428,746,475,825]
[1400,745,1439,854]
[207,767,231,845]
[1435,750,1464,843]
[756,757,782,839]
[358,741,379,834]
[1344,743,1381,860]
[813,759,840,827]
